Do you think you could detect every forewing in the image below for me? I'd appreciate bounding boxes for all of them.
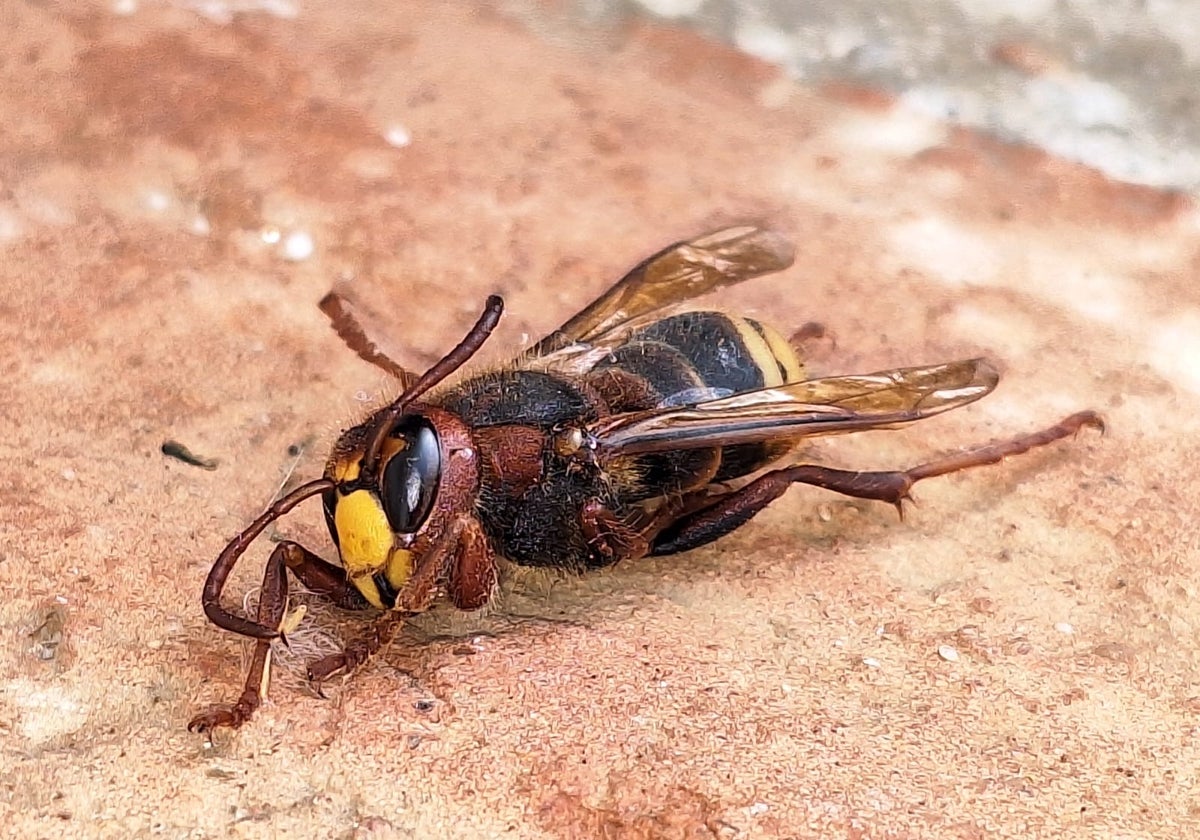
[588,358,1000,458]
[525,226,795,358]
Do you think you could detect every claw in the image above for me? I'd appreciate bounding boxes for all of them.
[306,652,348,686]
[892,489,918,521]
[1075,410,1106,436]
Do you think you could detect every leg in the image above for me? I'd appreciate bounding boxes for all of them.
[189,545,290,732]
[579,498,654,566]
[304,517,467,684]
[448,516,497,610]
[278,541,370,611]
[188,541,368,732]
[651,410,1103,556]
[305,610,409,687]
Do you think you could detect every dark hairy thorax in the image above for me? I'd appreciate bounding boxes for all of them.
[433,311,797,570]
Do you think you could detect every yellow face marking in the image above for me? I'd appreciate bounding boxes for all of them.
[333,489,393,579]
[331,456,362,484]
[352,574,385,610]
[329,438,417,609]
[385,548,414,591]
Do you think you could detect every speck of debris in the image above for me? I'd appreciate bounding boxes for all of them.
[161,440,219,470]
[862,657,882,669]
[938,644,960,662]
[29,605,67,661]
[1055,622,1075,635]
[414,699,435,713]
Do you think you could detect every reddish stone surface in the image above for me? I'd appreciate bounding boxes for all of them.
[1,3,1195,838]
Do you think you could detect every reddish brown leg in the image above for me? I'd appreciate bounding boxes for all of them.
[448,516,497,610]
[304,518,467,685]
[189,541,368,732]
[278,541,370,611]
[650,411,1103,557]
[189,545,290,732]
[580,498,655,565]
[305,611,410,687]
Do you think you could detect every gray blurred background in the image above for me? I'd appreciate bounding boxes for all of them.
[567,0,1200,192]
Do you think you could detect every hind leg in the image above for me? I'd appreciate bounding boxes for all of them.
[651,411,1102,556]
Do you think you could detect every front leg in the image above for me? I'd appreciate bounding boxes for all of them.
[305,517,472,685]
[447,516,497,610]
[187,542,369,729]
[189,540,367,732]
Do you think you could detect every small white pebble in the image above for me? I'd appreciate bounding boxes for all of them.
[862,657,881,669]
[61,468,77,481]
[54,595,69,605]
[260,227,281,245]
[938,645,960,662]
[146,190,170,212]
[259,0,299,18]
[112,0,137,14]
[190,214,211,236]
[281,230,314,261]
[384,124,412,148]
[747,802,770,816]
[817,503,833,522]
[1055,622,1075,635]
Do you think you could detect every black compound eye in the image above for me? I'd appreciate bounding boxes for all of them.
[381,417,441,533]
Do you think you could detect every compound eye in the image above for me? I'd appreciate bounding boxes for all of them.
[381,417,441,533]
